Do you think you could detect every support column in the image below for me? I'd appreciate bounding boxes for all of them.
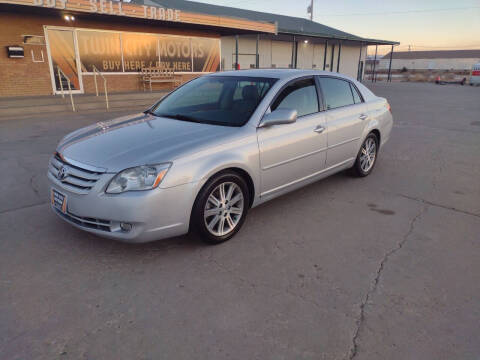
[372,44,378,82]
[387,44,394,82]
[235,35,239,70]
[256,34,260,69]
[323,39,328,71]
[330,43,335,72]
[291,35,297,68]
[357,43,363,81]
[336,41,342,72]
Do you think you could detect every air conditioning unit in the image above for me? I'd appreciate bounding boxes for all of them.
[7,46,24,58]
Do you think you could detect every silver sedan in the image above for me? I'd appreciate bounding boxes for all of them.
[48,69,393,244]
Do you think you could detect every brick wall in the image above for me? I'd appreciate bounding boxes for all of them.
[0,10,217,97]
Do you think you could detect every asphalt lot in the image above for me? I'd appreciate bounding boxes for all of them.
[1,82,479,360]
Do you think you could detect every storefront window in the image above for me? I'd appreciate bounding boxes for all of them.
[122,33,160,72]
[77,30,122,72]
[158,35,192,72]
[47,27,220,81]
[192,37,220,72]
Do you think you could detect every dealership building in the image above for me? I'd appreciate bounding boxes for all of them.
[0,0,398,97]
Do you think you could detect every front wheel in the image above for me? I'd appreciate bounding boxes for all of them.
[351,133,379,177]
[191,172,250,244]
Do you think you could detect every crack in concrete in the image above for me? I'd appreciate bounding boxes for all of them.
[346,206,427,360]
[398,193,479,218]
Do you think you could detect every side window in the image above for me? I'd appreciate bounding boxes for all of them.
[350,83,362,104]
[318,77,355,110]
[271,78,319,117]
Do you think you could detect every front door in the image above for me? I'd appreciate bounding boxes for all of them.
[257,77,327,196]
[45,27,83,94]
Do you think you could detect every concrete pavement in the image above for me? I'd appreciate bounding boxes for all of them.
[0,82,479,360]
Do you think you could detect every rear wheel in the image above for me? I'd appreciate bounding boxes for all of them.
[191,172,250,244]
[351,133,379,177]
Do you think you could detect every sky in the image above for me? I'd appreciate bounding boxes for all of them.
[191,0,480,55]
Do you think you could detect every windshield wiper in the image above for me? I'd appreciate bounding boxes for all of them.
[157,113,203,123]
[144,108,156,116]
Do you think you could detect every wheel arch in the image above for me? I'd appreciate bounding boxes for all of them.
[197,167,256,209]
[370,128,381,146]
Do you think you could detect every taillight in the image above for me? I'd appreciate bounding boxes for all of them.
[386,102,392,113]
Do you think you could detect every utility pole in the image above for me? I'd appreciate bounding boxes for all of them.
[307,0,313,21]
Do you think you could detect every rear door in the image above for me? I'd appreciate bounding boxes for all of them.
[317,76,368,168]
[257,77,327,195]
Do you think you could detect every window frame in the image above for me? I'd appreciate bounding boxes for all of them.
[265,75,323,120]
[315,75,364,112]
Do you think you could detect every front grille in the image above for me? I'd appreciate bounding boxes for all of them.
[48,154,102,194]
[54,207,111,232]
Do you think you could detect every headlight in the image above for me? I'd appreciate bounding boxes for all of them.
[106,163,171,194]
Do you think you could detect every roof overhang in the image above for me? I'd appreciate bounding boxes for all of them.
[277,31,399,46]
[0,0,277,34]
[360,37,400,46]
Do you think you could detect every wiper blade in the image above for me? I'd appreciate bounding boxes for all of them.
[144,108,156,116]
[157,113,203,123]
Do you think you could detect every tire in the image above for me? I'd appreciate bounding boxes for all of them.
[191,171,250,244]
[351,133,379,177]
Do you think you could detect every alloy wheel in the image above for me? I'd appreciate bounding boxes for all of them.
[360,137,377,173]
[203,182,244,237]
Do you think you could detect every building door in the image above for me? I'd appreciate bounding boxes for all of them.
[45,27,83,94]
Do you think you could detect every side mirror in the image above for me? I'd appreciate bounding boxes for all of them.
[258,109,297,128]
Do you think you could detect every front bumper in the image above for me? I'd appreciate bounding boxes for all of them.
[47,170,198,243]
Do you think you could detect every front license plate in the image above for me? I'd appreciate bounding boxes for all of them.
[51,188,67,214]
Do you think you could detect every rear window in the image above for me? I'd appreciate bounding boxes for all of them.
[318,77,356,110]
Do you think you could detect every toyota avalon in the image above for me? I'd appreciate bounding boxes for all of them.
[48,69,393,244]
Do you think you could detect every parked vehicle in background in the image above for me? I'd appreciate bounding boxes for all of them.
[47,69,393,244]
[470,63,480,86]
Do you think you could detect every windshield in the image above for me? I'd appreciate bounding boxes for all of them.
[150,76,277,127]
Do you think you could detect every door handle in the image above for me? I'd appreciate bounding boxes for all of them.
[314,125,325,133]
[359,114,368,121]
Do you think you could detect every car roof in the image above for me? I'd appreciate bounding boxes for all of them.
[206,68,378,102]
[209,69,352,80]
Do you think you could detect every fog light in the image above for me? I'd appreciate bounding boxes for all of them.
[120,222,132,232]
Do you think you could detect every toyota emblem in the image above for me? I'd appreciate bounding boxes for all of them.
[57,166,69,181]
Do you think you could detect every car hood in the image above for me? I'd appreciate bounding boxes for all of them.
[57,113,240,172]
